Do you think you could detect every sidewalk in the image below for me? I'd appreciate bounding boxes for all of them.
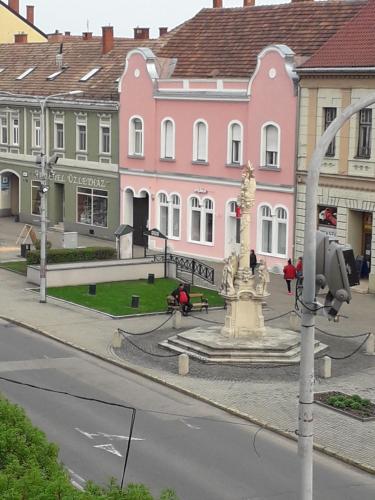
[0,267,375,475]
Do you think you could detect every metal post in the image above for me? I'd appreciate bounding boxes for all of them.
[298,92,375,500]
[164,238,167,278]
[39,99,47,303]
[192,259,195,286]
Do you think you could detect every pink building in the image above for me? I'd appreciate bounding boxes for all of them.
[118,1,364,272]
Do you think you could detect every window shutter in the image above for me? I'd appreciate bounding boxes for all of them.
[266,125,278,151]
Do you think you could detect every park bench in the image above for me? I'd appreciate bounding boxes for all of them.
[166,292,209,314]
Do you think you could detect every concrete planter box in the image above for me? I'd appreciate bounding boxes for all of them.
[27,258,165,287]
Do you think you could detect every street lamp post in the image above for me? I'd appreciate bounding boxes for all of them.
[0,90,83,303]
[298,92,375,500]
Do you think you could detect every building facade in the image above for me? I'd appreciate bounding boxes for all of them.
[119,0,367,271]
[295,0,375,291]
[0,28,159,240]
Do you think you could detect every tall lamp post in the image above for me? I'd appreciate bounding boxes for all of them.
[298,91,375,500]
[0,90,83,303]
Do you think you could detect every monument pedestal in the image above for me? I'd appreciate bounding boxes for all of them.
[160,325,327,364]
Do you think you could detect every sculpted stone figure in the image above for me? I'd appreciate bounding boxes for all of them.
[255,259,270,296]
[221,257,236,296]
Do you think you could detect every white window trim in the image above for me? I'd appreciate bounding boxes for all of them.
[192,119,209,163]
[256,203,288,258]
[31,180,41,216]
[225,198,241,257]
[54,114,65,151]
[11,113,19,146]
[156,190,181,240]
[76,115,87,153]
[32,114,41,149]
[0,112,8,145]
[260,121,281,168]
[160,117,175,160]
[226,120,243,165]
[128,115,144,157]
[187,194,215,246]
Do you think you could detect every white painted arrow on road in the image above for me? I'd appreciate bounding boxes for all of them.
[94,444,123,457]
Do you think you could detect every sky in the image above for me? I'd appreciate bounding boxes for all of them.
[23,0,289,38]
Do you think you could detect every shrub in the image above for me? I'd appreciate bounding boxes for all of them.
[27,246,117,265]
[0,398,178,499]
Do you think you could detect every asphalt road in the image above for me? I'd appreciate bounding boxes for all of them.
[0,319,374,500]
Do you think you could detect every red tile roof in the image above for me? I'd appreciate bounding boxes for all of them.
[301,0,375,68]
[0,38,161,100]
[157,0,368,78]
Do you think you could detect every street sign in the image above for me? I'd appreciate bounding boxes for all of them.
[144,228,167,239]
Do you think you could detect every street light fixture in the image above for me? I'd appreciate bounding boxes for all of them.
[0,90,83,303]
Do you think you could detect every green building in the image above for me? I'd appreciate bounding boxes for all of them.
[0,27,157,239]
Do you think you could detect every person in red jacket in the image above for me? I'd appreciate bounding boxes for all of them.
[283,258,296,295]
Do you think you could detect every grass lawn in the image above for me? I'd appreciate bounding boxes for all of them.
[47,278,224,316]
[0,261,27,275]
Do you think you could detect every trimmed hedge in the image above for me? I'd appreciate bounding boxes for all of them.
[0,397,178,499]
[27,246,117,265]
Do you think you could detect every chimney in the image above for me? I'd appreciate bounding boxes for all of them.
[64,31,71,36]
[243,0,254,6]
[134,27,149,40]
[102,26,114,54]
[8,0,19,13]
[26,5,34,24]
[14,33,27,44]
[83,32,93,41]
[56,43,63,69]
[159,27,168,37]
[48,30,64,43]
[213,0,222,8]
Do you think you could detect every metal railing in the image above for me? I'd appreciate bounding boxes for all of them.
[150,252,215,285]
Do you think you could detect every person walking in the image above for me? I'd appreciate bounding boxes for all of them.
[283,258,296,295]
[250,249,257,275]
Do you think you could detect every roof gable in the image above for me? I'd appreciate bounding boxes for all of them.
[0,0,47,41]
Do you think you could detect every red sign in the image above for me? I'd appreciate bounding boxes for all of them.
[235,205,241,219]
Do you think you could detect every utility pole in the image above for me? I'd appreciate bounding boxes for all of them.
[39,99,47,303]
[298,92,375,500]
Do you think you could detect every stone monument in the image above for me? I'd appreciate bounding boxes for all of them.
[160,162,326,364]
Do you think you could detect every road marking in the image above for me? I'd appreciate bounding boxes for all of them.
[180,418,201,430]
[75,428,144,441]
[67,468,86,491]
[94,443,123,457]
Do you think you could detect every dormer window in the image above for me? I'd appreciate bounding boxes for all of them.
[79,67,101,82]
[16,67,35,80]
[47,69,65,81]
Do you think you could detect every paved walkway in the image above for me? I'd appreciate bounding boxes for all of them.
[0,266,374,475]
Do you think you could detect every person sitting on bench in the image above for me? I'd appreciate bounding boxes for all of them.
[172,283,192,316]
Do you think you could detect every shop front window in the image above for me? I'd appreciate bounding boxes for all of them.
[31,181,41,215]
[77,187,108,227]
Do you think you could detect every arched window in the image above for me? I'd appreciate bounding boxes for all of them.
[276,207,287,256]
[161,118,175,159]
[228,122,243,165]
[259,205,288,256]
[157,192,181,238]
[260,205,273,254]
[158,193,169,236]
[171,194,180,238]
[193,120,208,162]
[129,117,143,156]
[262,123,279,167]
[189,196,214,243]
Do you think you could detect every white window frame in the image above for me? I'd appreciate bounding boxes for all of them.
[156,191,181,240]
[129,115,144,157]
[11,112,19,146]
[160,117,175,160]
[257,203,288,258]
[0,112,8,145]
[54,114,65,150]
[260,122,280,168]
[188,195,214,245]
[192,119,208,163]
[76,115,87,153]
[227,121,243,165]
[32,115,41,149]
[99,116,111,155]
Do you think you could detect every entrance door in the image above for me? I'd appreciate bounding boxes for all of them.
[363,212,372,272]
[133,196,149,247]
[55,183,65,223]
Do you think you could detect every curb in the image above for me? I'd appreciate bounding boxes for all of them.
[1,314,374,476]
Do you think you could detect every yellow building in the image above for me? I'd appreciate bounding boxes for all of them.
[0,0,46,43]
